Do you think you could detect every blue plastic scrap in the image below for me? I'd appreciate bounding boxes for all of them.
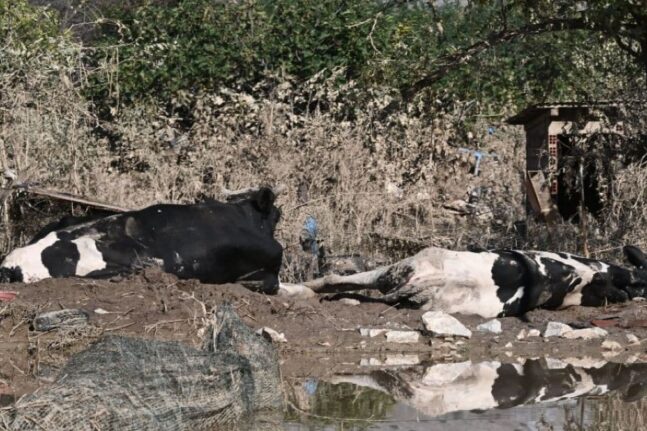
[459,148,498,176]
[301,216,319,256]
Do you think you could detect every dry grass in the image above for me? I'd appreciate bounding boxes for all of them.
[1,36,646,281]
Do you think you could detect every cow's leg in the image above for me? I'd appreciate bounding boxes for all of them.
[625,245,647,269]
[323,289,423,308]
[237,271,279,295]
[304,266,391,294]
[580,274,629,307]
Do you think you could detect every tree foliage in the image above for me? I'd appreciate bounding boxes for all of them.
[5,0,645,112]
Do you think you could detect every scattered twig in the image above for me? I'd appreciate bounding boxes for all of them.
[9,318,27,337]
[8,359,25,375]
[104,322,136,332]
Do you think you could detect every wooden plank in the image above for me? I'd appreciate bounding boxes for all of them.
[525,170,558,222]
[8,186,132,213]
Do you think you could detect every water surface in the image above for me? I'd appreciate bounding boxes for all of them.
[283,358,647,430]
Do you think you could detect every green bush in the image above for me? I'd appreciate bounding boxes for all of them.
[92,0,399,102]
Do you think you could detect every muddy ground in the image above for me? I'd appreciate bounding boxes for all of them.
[2,269,647,405]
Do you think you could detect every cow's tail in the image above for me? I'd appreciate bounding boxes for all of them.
[0,266,23,283]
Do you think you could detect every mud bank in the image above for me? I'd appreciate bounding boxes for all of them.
[2,269,647,403]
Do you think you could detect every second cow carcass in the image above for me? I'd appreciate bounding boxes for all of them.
[0,187,283,293]
[305,246,647,318]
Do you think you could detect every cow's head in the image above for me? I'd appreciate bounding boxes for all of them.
[225,186,282,234]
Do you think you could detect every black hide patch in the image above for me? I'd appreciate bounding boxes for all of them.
[580,273,629,306]
[535,257,580,309]
[625,245,647,269]
[376,265,414,294]
[41,237,80,278]
[490,252,527,316]
[0,266,23,283]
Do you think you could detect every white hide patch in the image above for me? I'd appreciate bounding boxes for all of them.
[409,248,505,317]
[505,286,525,305]
[72,236,107,276]
[0,232,59,283]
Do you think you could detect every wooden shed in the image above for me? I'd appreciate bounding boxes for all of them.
[507,103,623,221]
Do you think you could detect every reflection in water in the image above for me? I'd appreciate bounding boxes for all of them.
[285,358,647,430]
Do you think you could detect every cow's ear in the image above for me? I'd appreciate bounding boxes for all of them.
[624,245,647,269]
[254,187,276,214]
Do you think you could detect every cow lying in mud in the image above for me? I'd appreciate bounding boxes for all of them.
[0,187,283,294]
[306,246,647,318]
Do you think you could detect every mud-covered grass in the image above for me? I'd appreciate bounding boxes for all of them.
[3,269,647,406]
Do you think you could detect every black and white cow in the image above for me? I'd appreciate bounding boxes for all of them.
[0,187,283,293]
[327,358,647,419]
[305,246,647,318]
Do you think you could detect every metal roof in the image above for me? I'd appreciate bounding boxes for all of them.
[506,102,619,125]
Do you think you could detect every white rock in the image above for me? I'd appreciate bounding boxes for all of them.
[360,355,420,367]
[562,327,608,340]
[277,283,315,299]
[339,298,360,306]
[627,333,640,345]
[476,319,502,334]
[94,308,111,315]
[255,327,287,343]
[384,354,420,366]
[516,329,527,340]
[504,342,513,349]
[546,358,568,369]
[543,322,574,337]
[422,311,472,338]
[360,357,383,367]
[385,330,420,344]
[601,340,623,351]
[527,329,541,337]
[359,328,387,338]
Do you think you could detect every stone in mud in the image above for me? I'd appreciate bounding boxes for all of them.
[360,354,420,367]
[517,329,540,340]
[33,309,89,332]
[543,322,573,338]
[627,333,640,345]
[601,340,623,352]
[277,283,315,299]
[338,298,360,306]
[476,319,502,334]
[422,311,472,338]
[562,327,608,340]
[255,327,287,343]
[359,328,387,338]
[385,330,420,344]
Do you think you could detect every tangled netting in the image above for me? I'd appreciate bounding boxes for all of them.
[0,304,283,430]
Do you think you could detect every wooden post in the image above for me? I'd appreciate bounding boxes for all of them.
[579,160,589,257]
